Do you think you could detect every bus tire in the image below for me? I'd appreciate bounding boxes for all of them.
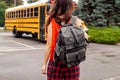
[32,33,37,38]
[12,27,22,38]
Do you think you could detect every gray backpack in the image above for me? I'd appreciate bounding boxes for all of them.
[54,16,88,67]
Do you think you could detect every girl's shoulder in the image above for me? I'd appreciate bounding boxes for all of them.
[72,16,88,31]
[71,16,82,26]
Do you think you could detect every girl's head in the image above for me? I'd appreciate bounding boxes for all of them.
[46,0,77,26]
[49,0,79,6]
[51,0,73,18]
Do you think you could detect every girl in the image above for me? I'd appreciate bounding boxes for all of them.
[41,0,88,80]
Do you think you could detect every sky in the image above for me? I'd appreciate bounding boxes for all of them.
[22,0,28,5]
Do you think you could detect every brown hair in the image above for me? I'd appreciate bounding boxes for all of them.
[46,0,74,26]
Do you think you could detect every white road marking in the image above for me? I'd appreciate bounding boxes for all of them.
[104,76,120,80]
[10,41,35,49]
[0,48,45,52]
[0,40,45,52]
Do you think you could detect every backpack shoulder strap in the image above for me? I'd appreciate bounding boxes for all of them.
[71,16,77,25]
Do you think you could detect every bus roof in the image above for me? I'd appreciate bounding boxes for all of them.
[6,1,48,12]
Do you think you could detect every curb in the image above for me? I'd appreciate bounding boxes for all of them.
[116,42,120,46]
[0,27,4,30]
[104,76,120,80]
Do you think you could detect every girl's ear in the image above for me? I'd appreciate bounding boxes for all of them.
[50,0,54,4]
[73,2,78,8]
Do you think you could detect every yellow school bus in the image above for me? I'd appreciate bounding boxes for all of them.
[5,2,49,41]
[5,2,88,41]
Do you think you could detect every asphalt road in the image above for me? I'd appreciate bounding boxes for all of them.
[0,32,120,80]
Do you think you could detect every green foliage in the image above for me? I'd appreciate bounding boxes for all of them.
[0,0,23,27]
[4,0,23,6]
[0,29,10,32]
[0,1,7,27]
[74,0,120,27]
[88,27,120,44]
[27,0,38,3]
[115,0,120,7]
[114,0,120,26]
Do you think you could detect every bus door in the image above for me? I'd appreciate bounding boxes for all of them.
[40,6,45,40]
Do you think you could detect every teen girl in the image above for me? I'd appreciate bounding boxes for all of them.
[41,0,88,80]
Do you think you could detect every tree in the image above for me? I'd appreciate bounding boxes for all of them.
[27,0,38,3]
[90,0,115,27]
[4,0,23,6]
[114,0,120,26]
[0,1,7,27]
[74,0,120,27]
[16,0,23,6]
[0,0,23,27]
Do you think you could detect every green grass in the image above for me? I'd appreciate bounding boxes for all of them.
[88,27,120,44]
[0,26,120,45]
[0,29,10,32]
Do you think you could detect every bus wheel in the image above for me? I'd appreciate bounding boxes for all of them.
[32,33,37,38]
[12,27,22,38]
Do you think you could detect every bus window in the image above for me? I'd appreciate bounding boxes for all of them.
[13,12,14,18]
[31,8,33,17]
[19,10,20,18]
[5,13,6,18]
[11,12,12,18]
[10,12,12,18]
[7,13,8,18]
[5,13,7,18]
[14,12,15,18]
[15,11,18,18]
[11,12,13,18]
[9,12,10,18]
[7,12,9,18]
[16,11,18,18]
[17,11,19,18]
[27,9,29,17]
[13,12,15,18]
[21,10,23,18]
[10,12,11,18]
[34,7,38,17]
[12,12,13,18]
[29,9,31,17]
[24,10,26,18]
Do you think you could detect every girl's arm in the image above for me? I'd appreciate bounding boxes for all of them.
[41,23,52,74]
